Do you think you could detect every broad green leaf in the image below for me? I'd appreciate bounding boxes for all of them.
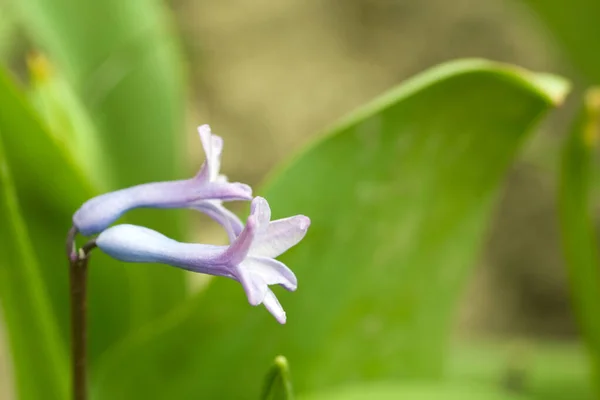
[522,0,600,83]
[262,356,294,400]
[449,343,595,400]
[0,137,68,400]
[299,383,529,400]
[0,66,165,366]
[557,88,600,396]
[12,0,188,325]
[94,59,569,399]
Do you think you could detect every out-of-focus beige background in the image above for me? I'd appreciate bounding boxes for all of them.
[0,0,581,397]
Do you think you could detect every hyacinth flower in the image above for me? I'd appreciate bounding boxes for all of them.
[95,197,310,323]
[72,125,250,237]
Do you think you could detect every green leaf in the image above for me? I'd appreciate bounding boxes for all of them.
[12,0,188,326]
[26,52,109,189]
[0,137,68,400]
[449,342,595,400]
[0,0,17,61]
[12,0,187,191]
[557,88,600,396]
[94,59,569,399]
[522,0,600,83]
[0,66,159,366]
[301,343,594,400]
[299,382,529,400]
[262,356,294,400]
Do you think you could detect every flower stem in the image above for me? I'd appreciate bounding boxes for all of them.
[66,227,95,400]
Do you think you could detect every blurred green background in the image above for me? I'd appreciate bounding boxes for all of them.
[0,0,599,399]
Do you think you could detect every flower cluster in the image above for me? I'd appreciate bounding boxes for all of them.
[72,125,310,323]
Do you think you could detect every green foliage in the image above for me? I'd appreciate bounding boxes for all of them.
[299,382,528,400]
[12,0,189,339]
[449,343,595,400]
[523,0,600,83]
[0,0,17,61]
[262,356,294,400]
[0,138,68,400]
[26,53,108,189]
[558,88,600,396]
[92,60,568,400]
[0,66,142,369]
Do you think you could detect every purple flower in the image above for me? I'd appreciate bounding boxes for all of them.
[73,125,251,236]
[96,197,310,323]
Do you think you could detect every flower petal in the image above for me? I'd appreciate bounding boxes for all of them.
[223,214,257,265]
[191,181,252,202]
[197,124,223,182]
[192,200,244,243]
[263,289,287,324]
[222,196,268,263]
[251,196,271,232]
[96,224,178,263]
[235,263,267,306]
[242,256,297,291]
[250,215,310,258]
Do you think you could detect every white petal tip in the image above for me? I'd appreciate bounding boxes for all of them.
[281,281,298,292]
[296,215,311,231]
[276,313,287,324]
[250,197,271,227]
[198,124,211,134]
[251,197,269,212]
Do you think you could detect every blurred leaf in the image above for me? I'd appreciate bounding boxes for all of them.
[94,59,569,399]
[449,342,595,400]
[26,52,109,189]
[262,356,294,400]
[522,0,600,83]
[0,67,95,208]
[557,88,600,396]
[299,382,529,400]
[0,137,68,400]
[12,0,188,328]
[0,66,161,367]
[0,0,17,61]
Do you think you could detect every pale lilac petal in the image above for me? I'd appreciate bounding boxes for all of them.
[73,124,251,236]
[94,195,308,324]
[73,179,251,236]
[222,214,257,265]
[243,256,297,291]
[263,289,286,324]
[250,215,311,258]
[96,224,179,263]
[197,124,223,182]
[235,264,267,306]
[97,224,228,276]
[192,200,244,243]
[190,181,252,202]
[251,196,271,232]
[221,196,271,264]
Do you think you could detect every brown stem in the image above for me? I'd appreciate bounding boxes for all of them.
[66,228,95,400]
[70,252,88,400]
